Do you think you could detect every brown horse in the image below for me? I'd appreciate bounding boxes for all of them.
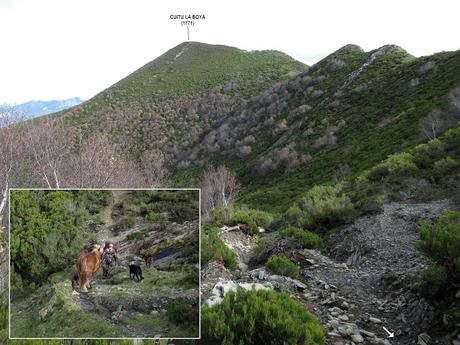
[76,244,104,293]
[144,254,153,268]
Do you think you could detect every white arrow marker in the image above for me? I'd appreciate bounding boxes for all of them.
[383,326,395,338]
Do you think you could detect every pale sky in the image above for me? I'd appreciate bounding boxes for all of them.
[0,0,459,104]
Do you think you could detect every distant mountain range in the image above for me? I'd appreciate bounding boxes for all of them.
[12,97,84,117]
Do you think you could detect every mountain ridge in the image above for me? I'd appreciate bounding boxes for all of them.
[36,42,460,212]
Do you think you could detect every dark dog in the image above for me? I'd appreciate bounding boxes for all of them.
[72,272,79,291]
[129,264,144,281]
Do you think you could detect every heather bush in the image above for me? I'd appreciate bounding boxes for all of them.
[413,139,445,169]
[433,157,458,177]
[201,227,237,270]
[254,236,274,257]
[246,209,274,229]
[417,210,460,283]
[146,212,167,222]
[266,255,299,278]
[167,299,199,326]
[278,226,323,249]
[229,210,258,234]
[114,216,136,233]
[367,152,418,182]
[202,289,326,345]
[210,207,234,224]
[286,184,355,230]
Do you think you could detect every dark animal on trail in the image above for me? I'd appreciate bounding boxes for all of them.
[144,254,153,268]
[71,272,79,291]
[129,264,144,281]
[76,244,104,293]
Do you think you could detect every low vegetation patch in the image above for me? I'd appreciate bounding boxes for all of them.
[266,255,299,278]
[278,226,323,249]
[202,288,326,345]
[167,299,199,327]
[201,227,237,270]
[114,216,136,233]
[284,184,355,231]
[229,210,258,234]
[417,210,460,287]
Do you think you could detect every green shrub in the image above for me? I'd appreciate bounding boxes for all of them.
[0,302,6,343]
[433,157,458,176]
[201,227,237,270]
[86,216,104,233]
[266,255,299,278]
[278,226,323,249]
[79,190,112,214]
[421,265,448,297]
[367,152,419,183]
[229,210,258,234]
[114,216,136,232]
[146,212,167,222]
[417,210,460,283]
[9,190,86,289]
[167,299,199,326]
[284,205,306,228]
[126,231,146,241]
[183,268,199,285]
[255,237,274,257]
[366,164,390,182]
[425,264,447,285]
[287,184,355,230]
[413,139,445,169]
[384,152,419,175]
[202,288,326,345]
[246,209,274,229]
[442,123,460,150]
[211,207,234,224]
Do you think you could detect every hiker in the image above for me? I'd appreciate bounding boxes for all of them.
[103,242,118,262]
[102,242,118,277]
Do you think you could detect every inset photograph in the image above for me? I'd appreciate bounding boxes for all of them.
[9,189,200,339]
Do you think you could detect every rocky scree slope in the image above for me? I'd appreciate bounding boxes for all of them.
[202,198,456,345]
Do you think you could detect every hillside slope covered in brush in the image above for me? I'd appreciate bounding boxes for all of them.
[2,41,460,345]
[57,41,306,159]
[51,42,460,213]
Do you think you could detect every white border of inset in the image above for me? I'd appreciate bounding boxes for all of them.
[8,188,201,340]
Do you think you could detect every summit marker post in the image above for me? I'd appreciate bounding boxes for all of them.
[169,14,206,41]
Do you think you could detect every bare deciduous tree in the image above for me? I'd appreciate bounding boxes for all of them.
[202,165,239,217]
[420,109,460,141]
[450,86,460,112]
[24,117,73,188]
[0,107,25,215]
[64,132,145,188]
[141,150,170,188]
[420,110,443,140]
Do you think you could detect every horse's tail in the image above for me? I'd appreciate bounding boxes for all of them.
[77,255,88,292]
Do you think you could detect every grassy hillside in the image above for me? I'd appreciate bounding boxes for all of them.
[172,45,460,213]
[38,42,460,214]
[56,42,307,157]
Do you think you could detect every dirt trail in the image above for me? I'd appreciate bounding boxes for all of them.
[99,190,125,242]
[222,230,258,266]
[203,200,453,345]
